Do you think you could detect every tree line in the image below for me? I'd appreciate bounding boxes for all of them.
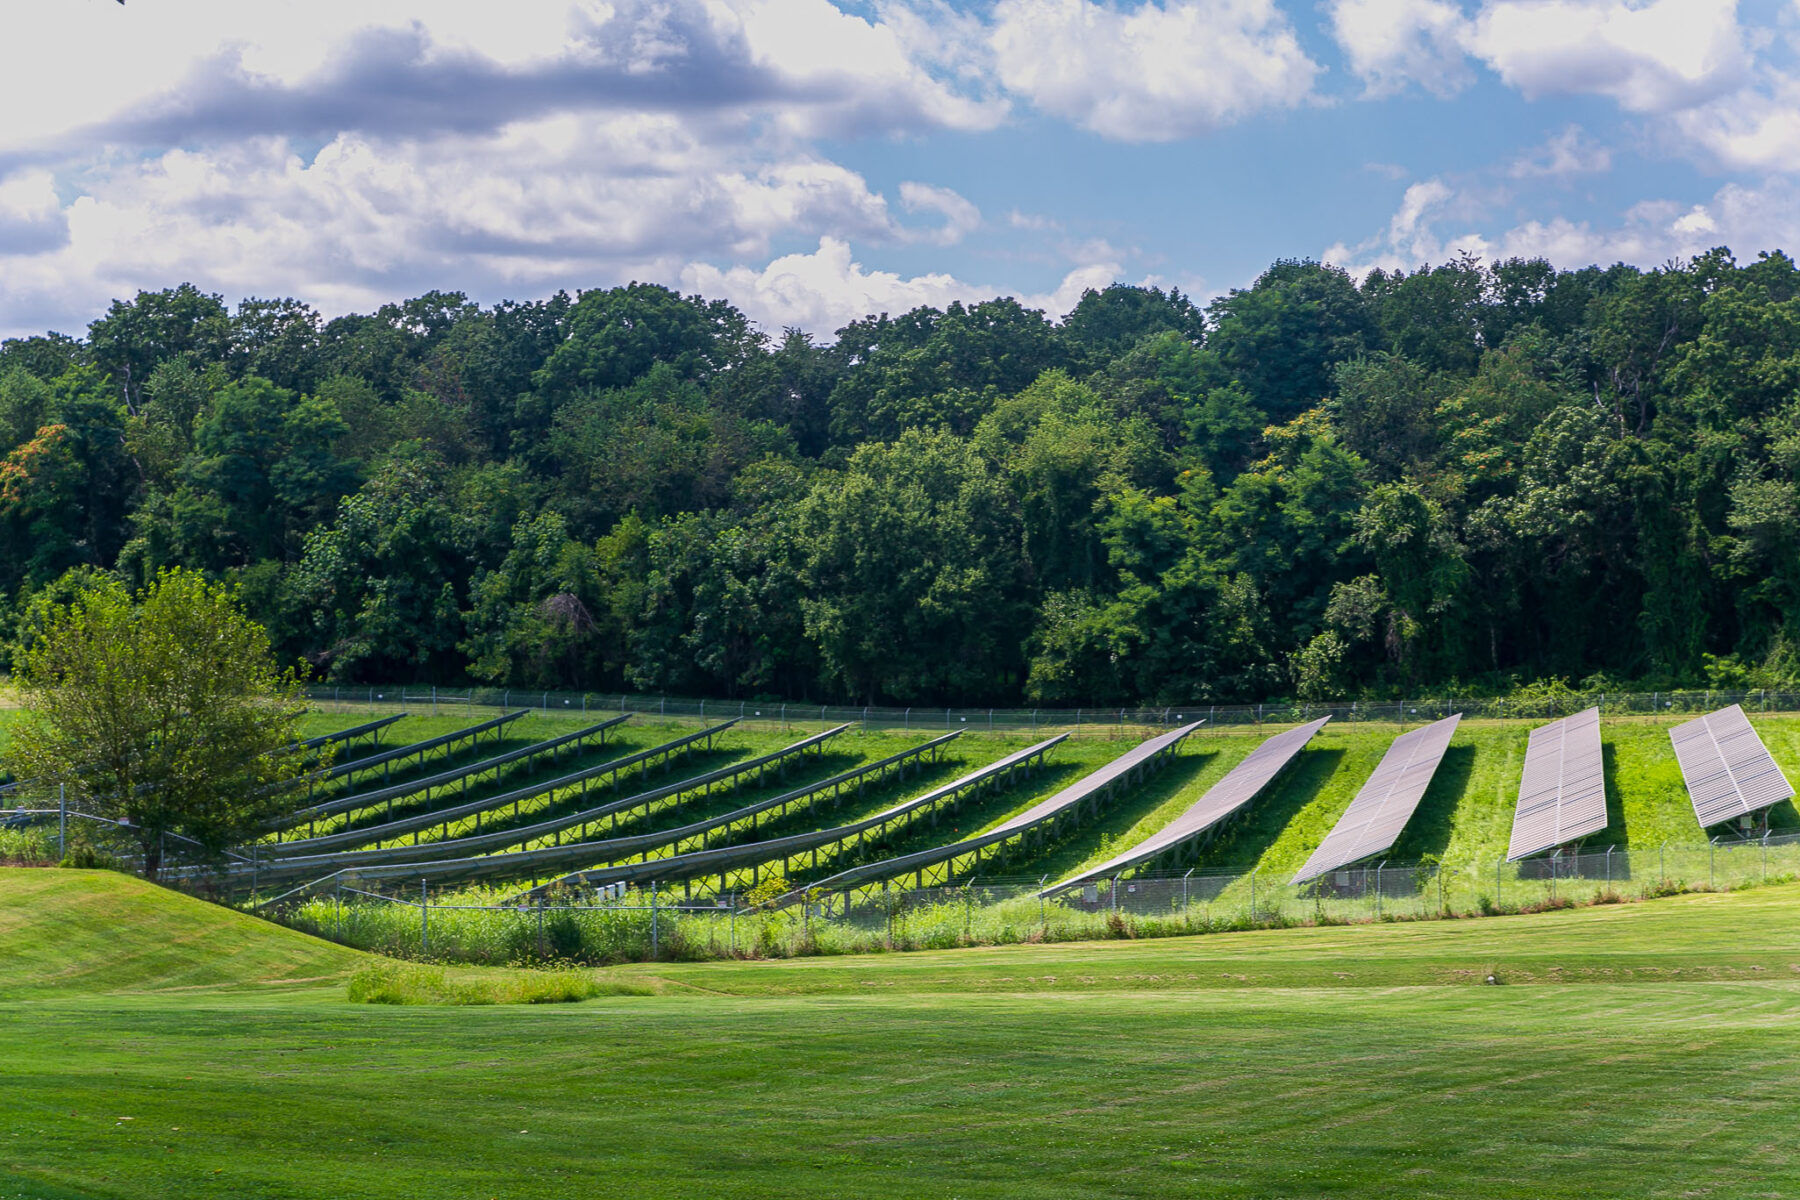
[3,248,1799,705]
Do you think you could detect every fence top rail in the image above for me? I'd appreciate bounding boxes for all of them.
[268,714,620,830]
[308,683,1800,729]
[508,732,1069,901]
[769,724,1202,904]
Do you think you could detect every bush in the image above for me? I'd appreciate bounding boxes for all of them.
[347,959,649,1005]
[59,844,122,871]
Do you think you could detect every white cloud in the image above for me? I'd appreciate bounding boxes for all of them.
[1326,174,1800,279]
[898,182,982,245]
[679,236,1124,335]
[0,116,986,336]
[1509,124,1614,177]
[1668,72,1800,170]
[1329,0,1474,96]
[988,0,1320,140]
[1467,0,1748,112]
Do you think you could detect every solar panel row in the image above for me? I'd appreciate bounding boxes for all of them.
[1292,714,1460,884]
[1506,707,1607,861]
[1669,704,1795,828]
[1048,716,1330,893]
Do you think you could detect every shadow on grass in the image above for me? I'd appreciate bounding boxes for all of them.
[1390,744,1477,862]
[1596,740,1629,846]
[1189,747,1344,873]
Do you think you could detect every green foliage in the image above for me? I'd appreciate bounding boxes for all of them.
[346,959,631,1005]
[10,251,1800,704]
[3,567,308,877]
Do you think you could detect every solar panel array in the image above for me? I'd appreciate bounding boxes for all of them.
[1049,716,1330,892]
[1669,704,1795,828]
[1292,714,1460,883]
[1506,707,1606,861]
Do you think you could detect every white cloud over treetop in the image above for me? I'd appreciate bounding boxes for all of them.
[990,0,1321,140]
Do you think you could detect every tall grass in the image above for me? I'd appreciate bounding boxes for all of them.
[346,959,652,1004]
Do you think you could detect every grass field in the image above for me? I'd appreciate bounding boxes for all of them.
[8,867,1800,1199]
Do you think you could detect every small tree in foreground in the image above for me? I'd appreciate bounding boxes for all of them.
[5,568,308,879]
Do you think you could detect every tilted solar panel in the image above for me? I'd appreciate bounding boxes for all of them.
[1507,707,1607,861]
[1670,704,1795,829]
[1293,714,1460,883]
[1047,716,1330,892]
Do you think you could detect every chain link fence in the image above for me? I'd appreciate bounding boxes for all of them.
[243,831,1800,966]
[304,684,1800,738]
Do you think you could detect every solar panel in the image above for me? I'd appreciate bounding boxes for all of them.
[1292,714,1460,883]
[1048,716,1330,892]
[1507,707,1606,861]
[1669,704,1795,829]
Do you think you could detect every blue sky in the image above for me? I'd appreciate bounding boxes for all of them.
[1,0,1796,338]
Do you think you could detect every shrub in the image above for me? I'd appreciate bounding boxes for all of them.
[347,959,648,1005]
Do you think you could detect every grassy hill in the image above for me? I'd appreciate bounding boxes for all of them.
[7,867,1800,1198]
[0,869,363,1001]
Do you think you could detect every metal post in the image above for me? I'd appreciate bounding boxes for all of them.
[1182,867,1193,915]
[537,897,546,960]
[57,784,66,861]
[1605,845,1613,889]
[420,879,429,957]
[1375,862,1383,920]
[1710,838,1716,889]
[1039,876,1047,935]
[335,878,343,942]
[650,882,659,960]
[1250,871,1256,919]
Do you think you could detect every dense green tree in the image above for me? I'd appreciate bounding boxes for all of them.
[1207,260,1378,420]
[4,568,307,878]
[794,428,1028,702]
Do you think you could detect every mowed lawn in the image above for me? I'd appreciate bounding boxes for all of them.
[7,870,1800,1199]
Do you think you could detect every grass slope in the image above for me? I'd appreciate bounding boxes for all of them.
[11,871,1800,1197]
[0,869,362,1000]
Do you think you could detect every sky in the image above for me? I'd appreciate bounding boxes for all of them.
[1,0,1798,340]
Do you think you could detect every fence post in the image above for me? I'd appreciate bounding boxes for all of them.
[1249,871,1257,920]
[1606,845,1613,889]
[1039,876,1047,936]
[1710,838,1716,889]
[1182,868,1193,915]
[420,879,429,957]
[57,783,66,861]
[650,882,659,961]
[537,896,546,960]
[1375,862,1384,920]
[1495,858,1502,908]
[1111,875,1120,913]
